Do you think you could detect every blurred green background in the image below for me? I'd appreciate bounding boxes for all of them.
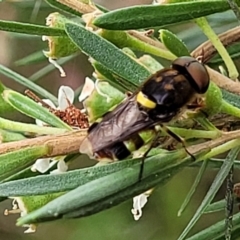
[0,1,240,239]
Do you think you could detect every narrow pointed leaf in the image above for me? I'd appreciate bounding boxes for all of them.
[204,199,225,213]
[17,150,191,224]
[45,0,108,16]
[0,81,14,113]
[2,90,71,130]
[1,166,39,184]
[64,152,200,219]
[0,117,67,135]
[93,0,239,30]
[0,149,187,197]
[159,29,190,57]
[92,61,135,92]
[45,0,83,17]
[210,42,240,65]
[65,23,151,86]
[63,167,178,219]
[0,65,58,105]
[222,89,240,109]
[187,212,240,240]
[0,20,65,36]
[0,146,48,180]
[0,158,138,196]
[100,30,175,60]
[178,160,208,216]
[0,129,25,142]
[178,147,240,240]
[138,55,163,74]
[190,159,240,170]
[15,51,46,66]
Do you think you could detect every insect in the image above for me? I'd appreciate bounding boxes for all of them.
[80,56,210,161]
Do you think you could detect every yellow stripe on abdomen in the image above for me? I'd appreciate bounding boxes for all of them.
[136,91,156,109]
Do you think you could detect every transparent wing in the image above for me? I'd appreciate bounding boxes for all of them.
[80,96,154,157]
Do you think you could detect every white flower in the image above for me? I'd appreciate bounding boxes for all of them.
[31,158,52,173]
[36,85,74,126]
[57,85,74,110]
[4,198,36,233]
[31,156,68,174]
[79,77,95,102]
[79,77,111,103]
[33,86,73,174]
[131,189,153,220]
[50,158,68,174]
[152,0,168,4]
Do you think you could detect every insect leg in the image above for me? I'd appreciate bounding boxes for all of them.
[138,130,161,181]
[160,124,196,161]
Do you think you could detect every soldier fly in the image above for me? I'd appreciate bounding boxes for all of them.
[80,56,210,161]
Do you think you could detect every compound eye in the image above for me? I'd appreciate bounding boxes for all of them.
[172,56,210,94]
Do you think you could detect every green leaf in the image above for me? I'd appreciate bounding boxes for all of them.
[159,29,190,57]
[193,112,219,131]
[195,17,238,80]
[0,81,14,113]
[93,0,239,30]
[224,0,240,26]
[0,149,185,197]
[203,82,223,117]
[45,0,83,17]
[204,199,225,213]
[0,94,14,114]
[0,20,65,36]
[187,212,240,240]
[100,30,175,60]
[2,90,71,130]
[178,147,240,240]
[0,129,26,142]
[95,4,109,13]
[0,65,58,105]
[91,61,131,92]
[65,23,151,86]
[138,55,163,74]
[0,146,49,180]
[64,151,200,219]
[45,0,108,16]
[205,158,240,170]
[0,82,4,93]
[19,193,64,214]
[0,117,67,135]
[15,51,46,66]
[220,97,240,119]
[209,42,240,65]
[0,158,137,196]
[17,149,190,224]
[1,166,39,183]
[83,81,125,122]
[1,154,77,183]
[63,163,181,219]
[178,160,208,216]
[222,89,240,109]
